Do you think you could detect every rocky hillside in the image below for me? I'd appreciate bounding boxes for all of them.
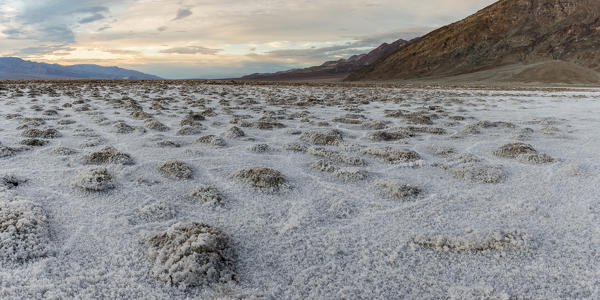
[346,0,600,81]
[241,39,408,81]
[0,57,161,79]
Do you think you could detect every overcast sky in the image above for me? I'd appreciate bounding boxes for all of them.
[0,0,497,78]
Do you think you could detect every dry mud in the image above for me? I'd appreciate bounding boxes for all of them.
[0,81,598,299]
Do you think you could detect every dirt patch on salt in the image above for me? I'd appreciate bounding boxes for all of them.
[75,166,115,191]
[412,230,529,253]
[143,222,235,288]
[158,160,193,180]
[494,143,554,164]
[232,166,288,192]
[82,146,134,165]
[0,199,51,261]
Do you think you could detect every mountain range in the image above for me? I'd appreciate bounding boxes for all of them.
[240,39,408,81]
[0,57,161,80]
[346,0,600,83]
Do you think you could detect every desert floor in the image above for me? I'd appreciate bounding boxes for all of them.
[0,81,598,299]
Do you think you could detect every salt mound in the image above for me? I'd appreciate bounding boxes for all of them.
[477,121,515,129]
[189,185,223,206]
[158,160,193,180]
[519,153,555,164]
[42,109,58,116]
[18,118,45,129]
[139,202,174,222]
[225,126,245,138]
[448,286,509,300]
[0,146,17,158]
[412,230,529,253]
[20,138,48,147]
[80,137,106,148]
[197,135,226,147]
[21,128,61,139]
[308,147,365,166]
[362,120,388,130]
[310,160,338,173]
[181,112,206,125]
[232,167,287,192]
[82,146,134,165]
[494,143,554,164]
[362,147,421,164]
[0,199,51,261]
[333,168,368,182]
[0,175,27,190]
[407,126,447,135]
[176,125,203,136]
[285,143,308,153]
[328,199,355,219]
[50,146,77,155]
[494,143,536,158]
[406,113,433,125]
[378,182,420,200]
[143,222,235,288]
[463,121,515,135]
[144,119,169,132]
[300,130,343,145]
[429,146,455,156]
[332,117,362,124]
[130,110,153,120]
[113,122,135,134]
[284,129,302,135]
[247,143,271,153]
[156,140,180,148]
[368,130,411,141]
[438,154,504,184]
[75,167,115,191]
[557,164,585,177]
[449,162,504,183]
[253,121,285,129]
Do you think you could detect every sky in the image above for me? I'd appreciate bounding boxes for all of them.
[0,0,497,79]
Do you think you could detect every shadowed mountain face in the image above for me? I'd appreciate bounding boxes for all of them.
[346,0,600,81]
[240,39,408,81]
[0,57,161,79]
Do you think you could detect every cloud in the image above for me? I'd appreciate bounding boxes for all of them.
[157,26,168,32]
[41,26,76,43]
[72,6,110,14]
[103,49,141,55]
[2,25,75,43]
[12,45,75,56]
[172,8,192,21]
[159,46,221,55]
[79,13,105,24]
[74,6,110,24]
[1,28,25,38]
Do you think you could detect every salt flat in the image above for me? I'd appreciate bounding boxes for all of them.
[0,81,598,299]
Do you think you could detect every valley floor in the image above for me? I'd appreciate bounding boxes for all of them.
[0,81,598,299]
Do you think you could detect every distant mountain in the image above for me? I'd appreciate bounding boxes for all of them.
[346,0,600,83]
[240,39,409,81]
[0,57,161,79]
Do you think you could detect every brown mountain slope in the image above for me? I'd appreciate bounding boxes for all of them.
[240,39,408,81]
[346,0,600,82]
